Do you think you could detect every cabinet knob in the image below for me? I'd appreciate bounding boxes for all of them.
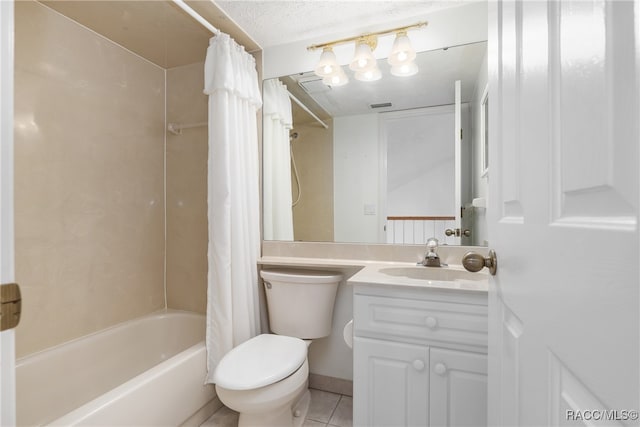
[425,316,438,329]
[413,359,425,371]
[434,363,447,376]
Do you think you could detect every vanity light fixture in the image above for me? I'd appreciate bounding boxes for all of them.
[323,67,349,86]
[388,31,417,66]
[390,61,419,77]
[349,37,378,72]
[308,22,426,86]
[314,47,340,77]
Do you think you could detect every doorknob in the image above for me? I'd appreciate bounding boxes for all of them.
[462,250,497,275]
[445,228,457,237]
[445,228,471,237]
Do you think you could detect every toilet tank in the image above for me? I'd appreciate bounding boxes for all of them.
[260,269,342,339]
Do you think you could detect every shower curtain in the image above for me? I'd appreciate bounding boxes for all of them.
[262,78,294,240]
[203,34,262,382]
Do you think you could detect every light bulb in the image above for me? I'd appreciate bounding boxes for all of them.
[388,31,416,66]
[314,47,340,77]
[350,40,377,72]
[390,61,418,77]
[323,67,349,86]
[354,66,382,82]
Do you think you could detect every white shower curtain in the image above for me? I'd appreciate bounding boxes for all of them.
[262,78,294,241]
[203,34,262,383]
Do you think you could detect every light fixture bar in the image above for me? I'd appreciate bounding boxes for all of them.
[307,22,427,51]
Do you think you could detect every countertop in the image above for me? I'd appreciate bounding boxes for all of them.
[258,256,489,293]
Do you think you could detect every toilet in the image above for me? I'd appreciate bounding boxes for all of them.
[212,269,343,427]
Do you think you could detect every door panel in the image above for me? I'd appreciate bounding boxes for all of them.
[429,347,487,427]
[353,337,429,427]
[488,0,639,425]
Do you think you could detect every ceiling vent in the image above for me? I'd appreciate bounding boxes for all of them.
[370,102,393,109]
[298,78,331,94]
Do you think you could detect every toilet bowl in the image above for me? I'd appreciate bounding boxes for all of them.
[214,334,310,427]
[213,269,343,427]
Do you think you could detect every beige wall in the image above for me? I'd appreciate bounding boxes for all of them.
[291,121,334,242]
[165,62,208,313]
[14,1,166,357]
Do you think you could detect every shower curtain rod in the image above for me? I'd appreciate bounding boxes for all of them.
[288,91,329,129]
[168,89,329,135]
[170,0,327,131]
[171,0,221,35]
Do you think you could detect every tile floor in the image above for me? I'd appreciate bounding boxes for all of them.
[201,389,353,427]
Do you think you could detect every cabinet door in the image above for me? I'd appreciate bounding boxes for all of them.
[354,337,429,427]
[429,348,487,427]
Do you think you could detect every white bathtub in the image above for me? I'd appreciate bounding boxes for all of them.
[16,310,219,426]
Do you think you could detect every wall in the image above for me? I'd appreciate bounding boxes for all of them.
[471,52,489,246]
[165,62,209,313]
[291,120,334,242]
[14,1,165,357]
[333,114,381,243]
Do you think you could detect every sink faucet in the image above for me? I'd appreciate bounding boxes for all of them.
[420,237,442,267]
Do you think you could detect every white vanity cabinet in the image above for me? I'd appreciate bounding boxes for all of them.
[352,284,488,427]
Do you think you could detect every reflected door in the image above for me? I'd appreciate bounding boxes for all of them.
[382,107,458,245]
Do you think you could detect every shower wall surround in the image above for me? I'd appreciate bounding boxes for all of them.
[291,121,334,242]
[165,62,208,313]
[14,0,166,357]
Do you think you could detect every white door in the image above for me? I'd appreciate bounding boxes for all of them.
[0,0,16,425]
[488,1,639,426]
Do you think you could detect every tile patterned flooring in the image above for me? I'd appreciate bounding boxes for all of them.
[201,389,353,427]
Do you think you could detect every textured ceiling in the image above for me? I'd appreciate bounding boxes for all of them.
[214,1,475,48]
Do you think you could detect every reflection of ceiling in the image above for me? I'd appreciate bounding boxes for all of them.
[283,42,487,118]
[39,0,259,68]
[214,1,476,48]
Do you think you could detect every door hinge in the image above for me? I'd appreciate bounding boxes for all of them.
[1,283,22,331]
[460,128,463,140]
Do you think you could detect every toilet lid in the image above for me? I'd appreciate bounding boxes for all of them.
[213,334,307,391]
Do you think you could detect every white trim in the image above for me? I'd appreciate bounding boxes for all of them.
[0,0,16,424]
[480,83,489,178]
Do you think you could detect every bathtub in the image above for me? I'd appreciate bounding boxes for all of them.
[16,310,219,426]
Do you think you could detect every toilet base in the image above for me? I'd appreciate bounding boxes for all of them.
[237,388,310,427]
[292,389,311,427]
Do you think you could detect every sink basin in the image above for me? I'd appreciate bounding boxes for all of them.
[378,266,486,282]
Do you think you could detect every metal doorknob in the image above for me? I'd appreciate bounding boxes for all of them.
[445,228,471,237]
[462,250,498,276]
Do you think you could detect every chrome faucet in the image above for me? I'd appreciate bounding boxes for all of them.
[419,237,442,267]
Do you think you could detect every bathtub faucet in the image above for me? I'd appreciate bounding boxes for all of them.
[419,237,442,267]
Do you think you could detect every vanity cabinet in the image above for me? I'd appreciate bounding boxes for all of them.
[352,285,488,427]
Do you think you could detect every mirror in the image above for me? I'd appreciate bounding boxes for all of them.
[263,41,488,246]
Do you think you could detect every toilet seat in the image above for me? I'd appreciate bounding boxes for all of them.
[213,334,307,391]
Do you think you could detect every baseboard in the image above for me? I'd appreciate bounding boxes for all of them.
[180,396,223,427]
[309,373,353,397]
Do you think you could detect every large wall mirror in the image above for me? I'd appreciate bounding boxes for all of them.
[263,41,489,247]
